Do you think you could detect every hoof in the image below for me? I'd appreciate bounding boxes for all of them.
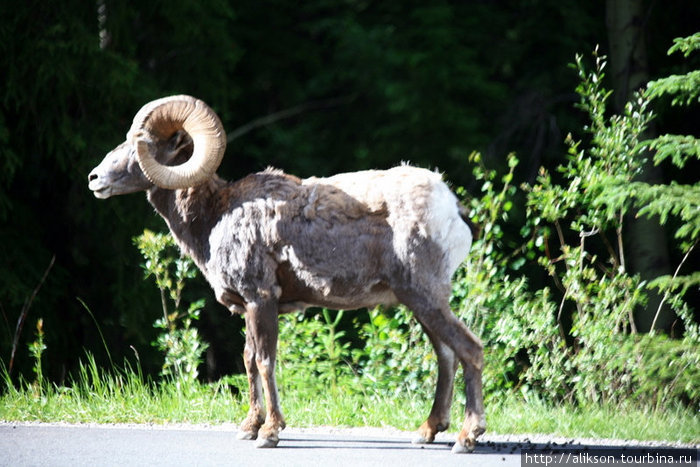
[236,430,258,441]
[451,441,476,454]
[412,420,441,445]
[454,411,485,453]
[255,436,279,448]
[411,434,432,445]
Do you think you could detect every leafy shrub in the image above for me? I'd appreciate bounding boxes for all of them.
[274,37,699,410]
[353,306,436,399]
[27,319,46,393]
[452,40,699,408]
[134,230,208,388]
[276,309,355,396]
[135,35,699,412]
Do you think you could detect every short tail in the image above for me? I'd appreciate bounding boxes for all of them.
[458,203,481,241]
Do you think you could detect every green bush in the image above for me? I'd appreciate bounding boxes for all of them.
[134,230,208,388]
[276,309,355,395]
[353,306,436,399]
[271,36,699,410]
[136,35,699,412]
[450,42,697,408]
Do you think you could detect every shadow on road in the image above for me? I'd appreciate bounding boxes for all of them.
[280,432,697,461]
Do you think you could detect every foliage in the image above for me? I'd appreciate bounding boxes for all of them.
[451,153,531,397]
[646,33,700,106]
[276,305,437,401]
[515,51,651,402]
[352,307,435,399]
[27,319,46,392]
[667,32,700,57]
[463,41,696,408]
[630,35,700,335]
[497,43,697,407]
[134,230,208,388]
[277,309,355,395]
[3,358,699,443]
[0,0,693,383]
[269,38,700,410]
[0,0,239,381]
[1,354,246,424]
[2,30,698,424]
[600,34,700,336]
[0,0,698,424]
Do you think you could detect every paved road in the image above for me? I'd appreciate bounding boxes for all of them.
[1,423,696,467]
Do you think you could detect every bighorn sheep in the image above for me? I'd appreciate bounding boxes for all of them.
[88,95,485,453]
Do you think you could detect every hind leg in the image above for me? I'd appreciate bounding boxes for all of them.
[412,327,459,444]
[396,286,486,453]
[453,358,486,453]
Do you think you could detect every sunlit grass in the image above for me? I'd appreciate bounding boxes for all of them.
[0,357,246,425]
[485,395,700,444]
[1,360,698,444]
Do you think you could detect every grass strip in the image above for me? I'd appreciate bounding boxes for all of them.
[1,361,697,444]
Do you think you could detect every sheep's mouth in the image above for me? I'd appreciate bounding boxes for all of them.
[92,188,111,199]
[89,182,112,199]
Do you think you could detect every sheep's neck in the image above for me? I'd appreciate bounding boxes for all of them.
[146,177,227,272]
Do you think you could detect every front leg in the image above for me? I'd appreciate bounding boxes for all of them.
[236,315,265,440]
[245,298,285,448]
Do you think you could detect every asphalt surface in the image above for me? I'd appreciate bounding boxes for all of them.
[1,423,697,467]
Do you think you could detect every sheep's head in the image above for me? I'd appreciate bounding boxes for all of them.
[88,95,226,198]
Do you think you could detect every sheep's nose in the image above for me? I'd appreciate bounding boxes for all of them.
[88,171,98,182]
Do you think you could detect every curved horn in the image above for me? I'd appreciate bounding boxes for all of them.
[128,95,226,189]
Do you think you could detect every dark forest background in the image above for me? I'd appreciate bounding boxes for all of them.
[1,0,698,383]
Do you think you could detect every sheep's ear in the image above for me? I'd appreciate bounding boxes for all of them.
[170,130,192,151]
[165,130,194,163]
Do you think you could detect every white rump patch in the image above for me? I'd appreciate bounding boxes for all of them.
[425,177,472,276]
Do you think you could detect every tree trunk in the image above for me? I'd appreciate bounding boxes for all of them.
[606,0,674,332]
